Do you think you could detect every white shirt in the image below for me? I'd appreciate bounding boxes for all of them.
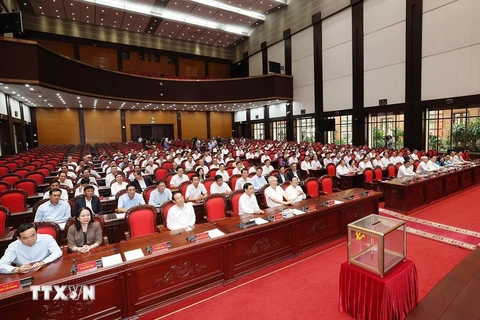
[416,161,431,175]
[397,165,415,178]
[232,168,243,175]
[43,189,69,201]
[210,182,231,194]
[358,161,373,172]
[166,203,196,230]
[217,170,230,181]
[144,164,158,174]
[336,164,351,178]
[185,183,207,200]
[310,160,322,170]
[262,165,274,175]
[170,174,189,188]
[411,153,419,161]
[381,158,390,167]
[74,185,100,197]
[59,179,74,190]
[264,186,286,208]
[111,181,128,196]
[301,161,311,171]
[235,177,252,190]
[238,193,260,215]
[184,161,196,171]
[372,159,384,168]
[285,185,306,202]
[395,156,405,164]
[427,160,439,171]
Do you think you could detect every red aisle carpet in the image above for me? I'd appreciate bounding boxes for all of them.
[141,236,469,320]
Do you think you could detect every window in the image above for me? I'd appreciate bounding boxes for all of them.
[270,120,286,141]
[327,115,352,145]
[427,105,480,152]
[367,113,404,149]
[294,118,315,143]
[251,123,264,140]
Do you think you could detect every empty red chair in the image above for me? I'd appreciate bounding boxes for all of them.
[178,181,192,197]
[326,163,336,177]
[159,200,175,230]
[125,205,159,239]
[4,162,18,171]
[35,221,61,242]
[162,161,173,171]
[319,175,336,195]
[34,168,50,179]
[0,181,10,192]
[13,168,30,178]
[0,206,11,233]
[230,190,243,215]
[154,167,169,181]
[208,168,218,179]
[0,189,28,213]
[1,173,22,186]
[0,165,10,177]
[304,177,320,198]
[25,172,46,185]
[204,194,226,221]
[387,164,397,179]
[13,179,38,196]
[202,178,214,195]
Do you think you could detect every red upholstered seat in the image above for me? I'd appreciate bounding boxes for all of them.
[204,194,226,221]
[1,174,22,186]
[0,189,28,213]
[125,205,158,239]
[0,206,11,233]
[178,181,192,197]
[13,169,29,178]
[230,190,243,215]
[159,201,175,230]
[319,175,334,194]
[202,178,214,195]
[326,163,336,177]
[154,167,169,181]
[259,184,269,208]
[304,177,319,198]
[143,185,156,203]
[364,168,374,183]
[0,181,10,192]
[387,164,397,179]
[33,168,50,180]
[282,181,291,190]
[25,172,46,185]
[229,174,240,190]
[0,166,10,178]
[162,161,173,171]
[35,221,61,242]
[165,172,176,189]
[4,162,18,171]
[208,168,218,179]
[373,167,383,181]
[13,179,38,196]
[413,160,420,172]
[115,189,127,200]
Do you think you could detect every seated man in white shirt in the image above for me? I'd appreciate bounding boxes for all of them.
[264,176,293,208]
[144,160,159,175]
[210,175,232,196]
[239,183,264,215]
[262,159,275,176]
[111,173,128,196]
[75,178,100,197]
[166,193,196,230]
[35,188,71,223]
[427,156,440,171]
[336,160,351,178]
[358,157,373,172]
[310,154,322,170]
[184,156,196,172]
[170,167,190,189]
[0,223,62,274]
[235,169,252,190]
[284,177,306,202]
[300,156,312,176]
[185,175,208,202]
[372,155,384,169]
[43,180,69,201]
[58,172,74,190]
[209,158,220,169]
[216,164,230,182]
[397,161,417,179]
[232,162,244,175]
[416,156,433,175]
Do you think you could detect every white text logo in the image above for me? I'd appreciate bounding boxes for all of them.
[31,285,95,301]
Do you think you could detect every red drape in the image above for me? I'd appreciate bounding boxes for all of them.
[339,260,418,320]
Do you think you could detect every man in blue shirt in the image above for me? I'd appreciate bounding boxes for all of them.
[34,188,71,223]
[117,184,146,213]
[148,180,172,206]
[0,223,62,274]
[251,167,268,191]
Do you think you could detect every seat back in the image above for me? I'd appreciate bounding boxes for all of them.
[230,190,243,215]
[185,170,196,180]
[373,167,383,181]
[162,161,173,171]
[0,206,11,232]
[32,198,50,216]
[304,178,319,198]
[394,163,402,175]
[154,167,169,181]
[319,175,333,194]
[1,174,22,186]
[25,172,46,185]
[159,200,175,230]
[364,168,374,183]
[208,168,218,178]
[142,185,157,203]
[4,162,18,171]
[115,189,127,200]
[0,189,28,213]
[326,163,336,177]
[35,221,61,242]
[13,179,38,197]
[13,169,29,178]
[165,172,176,188]
[413,160,420,172]
[204,194,226,221]
[0,165,10,177]
[0,181,10,192]
[179,181,192,197]
[202,178,215,195]
[229,174,241,190]
[281,181,291,190]
[125,205,157,239]
[387,164,396,178]
[259,184,269,208]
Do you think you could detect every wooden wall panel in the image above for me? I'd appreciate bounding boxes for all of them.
[210,112,232,138]
[36,108,80,144]
[125,110,177,140]
[181,112,207,139]
[179,58,206,77]
[122,53,175,74]
[208,62,231,78]
[79,45,118,69]
[84,109,122,143]
[37,40,75,59]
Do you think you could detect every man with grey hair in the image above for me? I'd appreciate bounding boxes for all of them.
[264,176,293,208]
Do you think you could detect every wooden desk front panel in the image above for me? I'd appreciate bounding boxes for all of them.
[383,183,424,212]
[296,209,342,252]
[459,170,473,189]
[342,198,379,234]
[444,172,460,195]
[423,176,444,203]
[473,166,480,184]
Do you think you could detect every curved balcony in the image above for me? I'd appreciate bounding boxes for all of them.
[0,38,293,104]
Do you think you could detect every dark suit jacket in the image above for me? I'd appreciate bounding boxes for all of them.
[131,176,153,193]
[73,196,103,216]
[276,173,288,184]
[287,169,303,182]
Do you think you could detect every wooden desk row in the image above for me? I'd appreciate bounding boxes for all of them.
[381,164,480,213]
[0,189,381,319]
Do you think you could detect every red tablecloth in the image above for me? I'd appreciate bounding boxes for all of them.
[339,260,418,320]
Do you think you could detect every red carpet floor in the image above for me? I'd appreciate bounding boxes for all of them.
[141,236,469,320]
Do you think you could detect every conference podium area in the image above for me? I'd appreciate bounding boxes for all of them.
[0,189,380,319]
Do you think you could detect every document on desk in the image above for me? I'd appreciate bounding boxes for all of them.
[207,228,225,239]
[334,200,343,205]
[124,249,145,261]
[101,253,123,268]
[292,209,306,215]
[116,213,126,219]
[250,218,269,225]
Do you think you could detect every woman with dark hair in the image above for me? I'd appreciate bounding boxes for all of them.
[67,207,102,253]
[196,167,206,182]
[436,155,446,167]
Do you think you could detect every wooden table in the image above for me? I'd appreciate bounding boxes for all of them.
[0,189,381,319]
[339,173,364,190]
[381,164,479,213]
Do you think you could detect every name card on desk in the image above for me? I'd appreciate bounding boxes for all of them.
[0,280,20,294]
[77,261,97,273]
[307,205,316,212]
[196,232,210,242]
[366,190,374,196]
[273,213,283,221]
[124,249,145,261]
[353,194,360,200]
[101,253,123,267]
[152,242,170,253]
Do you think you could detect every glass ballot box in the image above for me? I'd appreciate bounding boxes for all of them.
[347,214,406,278]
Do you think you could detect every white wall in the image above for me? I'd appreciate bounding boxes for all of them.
[23,105,31,123]
[249,52,263,77]
[269,103,287,118]
[364,0,406,107]
[234,110,247,122]
[292,26,315,115]
[0,93,7,116]
[9,98,21,119]
[422,0,480,100]
[268,41,285,74]
[250,106,264,120]
[322,8,353,111]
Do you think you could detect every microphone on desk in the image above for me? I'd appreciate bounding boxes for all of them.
[70,259,77,274]
[146,242,153,254]
[186,226,197,242]
[361,190,370,196]
[344,192,355,200]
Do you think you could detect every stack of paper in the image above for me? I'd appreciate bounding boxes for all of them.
[101,253,123,267]
[292,209,306,215]
[251,218,269,225]
[116,213,126,219]
[123,249,145,261]
[207,228,225,239]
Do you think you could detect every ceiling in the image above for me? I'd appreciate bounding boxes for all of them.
[0,82,288,112]
[19,0,288,48]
